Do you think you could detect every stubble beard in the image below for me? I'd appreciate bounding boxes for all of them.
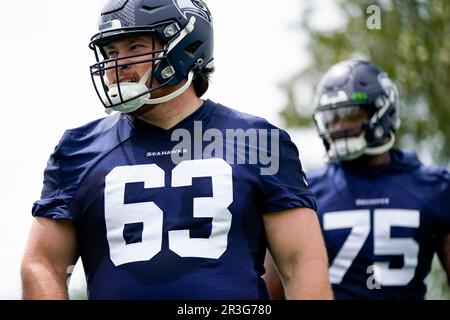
[130,84,176,119]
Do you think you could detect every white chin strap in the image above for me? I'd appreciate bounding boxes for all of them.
[104,70,194,114]
[329,132,396,160]
[364,132,396,155]
[104,16,197,114]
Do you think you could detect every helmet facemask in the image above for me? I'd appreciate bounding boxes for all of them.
[312,61,400,161]
[314,97,398,161]
[314,104,371,160]
[89,17,198,114]
[89,0,215,114]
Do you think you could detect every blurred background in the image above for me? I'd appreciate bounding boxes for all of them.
[0,0,448,299]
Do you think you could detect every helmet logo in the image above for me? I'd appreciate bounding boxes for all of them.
[192,0,208,11]
[175,0,212,22]
[102,0,130,14]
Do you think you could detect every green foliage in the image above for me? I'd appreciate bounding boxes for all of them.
[281,0,450,165]
[425,255,450,300]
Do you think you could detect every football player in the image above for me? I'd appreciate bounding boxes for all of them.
[21,0,332,300]
[266,60,450,300]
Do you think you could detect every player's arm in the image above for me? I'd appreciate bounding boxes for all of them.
[263,207,333,300]
[21,217,78,299]
[436,233,450,284]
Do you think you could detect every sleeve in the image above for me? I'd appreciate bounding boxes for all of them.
[431,168,450,234]
[259,129,317,214]
[32,131,77,220]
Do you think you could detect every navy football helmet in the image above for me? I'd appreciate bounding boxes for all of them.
[89,0,214,113]
[312,60,400,160]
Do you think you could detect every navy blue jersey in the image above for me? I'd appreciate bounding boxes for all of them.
[32,100,316,300]
[309,150,450,300]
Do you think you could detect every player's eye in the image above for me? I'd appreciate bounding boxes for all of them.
[103,48,119,58]
[109,50,119,57]
[130,43,146,51]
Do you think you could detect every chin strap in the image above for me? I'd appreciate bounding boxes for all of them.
[328,131,396,161]
[105,71,194,114]
[141,71,194,105]
[364,132,396,156]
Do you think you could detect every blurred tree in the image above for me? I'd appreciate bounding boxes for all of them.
[281,0,450,166]
[425,256,450,300]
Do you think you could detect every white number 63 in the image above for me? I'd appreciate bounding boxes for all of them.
[104,158,233,266]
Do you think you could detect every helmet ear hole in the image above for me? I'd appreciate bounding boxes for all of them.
[142,5,157,12]
[388,108,395,117]
[185,41,203,54]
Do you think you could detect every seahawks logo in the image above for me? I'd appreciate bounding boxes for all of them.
[174,0,212,22]
[192,0,208,11]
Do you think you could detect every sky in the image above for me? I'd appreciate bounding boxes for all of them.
[0,0,341,299]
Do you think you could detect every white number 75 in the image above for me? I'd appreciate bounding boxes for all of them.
[323,209,419,286]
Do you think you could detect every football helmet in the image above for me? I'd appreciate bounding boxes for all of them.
[312,60,400,161]
[89,0,214,113]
